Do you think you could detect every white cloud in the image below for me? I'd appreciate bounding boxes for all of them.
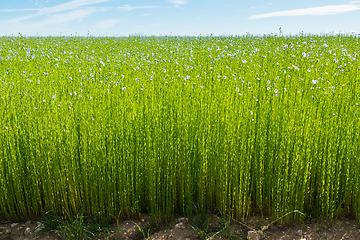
[350,1,360,3]
[249,4,360,19]
[36,9,99,27]
[7,0,109,22]
[0,0,109,35]
[117,5,162,11]
[0,9,39,12]
[3,8,100,30]
[167,0,186,4]
[39,0,109,14]
[167,0,186,8]
[94,19,121,29]
[139,14,152,16]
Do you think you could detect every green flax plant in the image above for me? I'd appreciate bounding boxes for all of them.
[0,34,359,225]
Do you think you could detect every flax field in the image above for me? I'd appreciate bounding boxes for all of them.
[0,34,359,223]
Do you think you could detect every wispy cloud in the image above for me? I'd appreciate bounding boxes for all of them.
[37,9,99,26]
[117,5,162,11]
[1,0,164,35]
[0,0,110,35]
[3,8,100,30]
[167,0,186,4]
[94,19,121,29]
[350,1,360,3]
[8,0,109,22]
[249,4,360,19]
[0,9,40,12]
[167,0,186,8]
[0,0,109,13]
[38,0,109,14]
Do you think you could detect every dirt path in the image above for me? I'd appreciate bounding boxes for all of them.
[1,214,359,239]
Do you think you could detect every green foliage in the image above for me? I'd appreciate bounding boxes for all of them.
[0,34,359,225]
[42,210,62,231]
[188,203,214,239]
[57,206,91,240]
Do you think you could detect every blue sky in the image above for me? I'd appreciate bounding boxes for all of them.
[0,0,359,36]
